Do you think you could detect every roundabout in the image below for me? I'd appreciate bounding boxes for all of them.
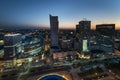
[37,74,68,80]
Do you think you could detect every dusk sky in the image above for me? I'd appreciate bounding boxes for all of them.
[0,0,120,29]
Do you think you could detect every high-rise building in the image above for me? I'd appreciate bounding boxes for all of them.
[96,24,115,53]
[78,20,91,39]
[96,24,115,37]
[75,19,91,52]
[49,15,59,49]
[4,34,22,59]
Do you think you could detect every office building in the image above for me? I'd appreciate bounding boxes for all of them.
[49,15,59,49]
[75,19,91,52]
[4,34,22,59]
[96,24,115,53]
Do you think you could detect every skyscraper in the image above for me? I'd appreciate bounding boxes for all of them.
[49,15,59,49]
[75,19,91,52]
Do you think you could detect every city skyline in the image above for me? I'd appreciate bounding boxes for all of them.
[0,1,120,79]
[0,0,120,29]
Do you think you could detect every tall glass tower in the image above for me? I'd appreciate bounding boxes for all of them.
[49,15,59,49]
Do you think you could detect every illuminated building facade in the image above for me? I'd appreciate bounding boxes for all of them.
[23,33,44,56]
[4,34,22,59]
[50,15,59,49]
